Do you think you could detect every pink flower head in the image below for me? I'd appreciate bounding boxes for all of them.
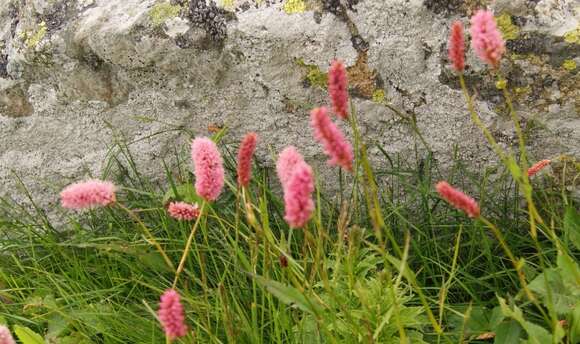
[470,10,505,68]
[328,60,349,119]
[284,162,315,228]
[60,179,116,209]
[158,289,188,340]
[167,201,200,221]
[0,326,15,344]
[448,21,465,72]
[527,159,551,177]
[191,137,224,202]
[436,181,480,218]
[237,132,258,187]
[310,107,353,171]
[276,146,306,190]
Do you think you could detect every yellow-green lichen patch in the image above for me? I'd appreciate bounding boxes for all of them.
[563,26,580,44]
[283,0,306,14]
[220,0,235,10]
[372,89,385,104]
[562,59,577,71]
[296,58,327,89]
[496,13,519,41]
[21,21,47,49]
[149,3,181,26]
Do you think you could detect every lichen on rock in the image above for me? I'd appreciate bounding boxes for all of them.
[149,2,182,26]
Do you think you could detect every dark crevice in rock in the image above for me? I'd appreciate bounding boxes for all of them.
[507,32,580,68]
[40,0,77,32]
[186,0,231,43]
[0,53,8,78]
[423,0,488,16]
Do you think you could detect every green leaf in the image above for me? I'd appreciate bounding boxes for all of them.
[564,206,580,250]
[13,325,44,344]
[251,274,323,315]
[498,297,551,344]
[494,320,522,343]
[162,183,202,205]
[528,268,578,315]
[571,303,580,344]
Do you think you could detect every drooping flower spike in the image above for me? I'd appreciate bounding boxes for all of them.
[470,10,505,68]
[448,21,465,73]
[328,60,349,119]
[237,132,258,187]
[436,181,480,218]
[310,107,353,171]
[60,179,116,209]
[283,161,315,228]
[158,289,188,340]
[167,201,200,221]
[191,137,225,202]
[276,146,306,190]
[0,325,16,344]
[527,159,551,177]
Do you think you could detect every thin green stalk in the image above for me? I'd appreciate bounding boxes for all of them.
[116,202,175,272]
[173,201,207,288]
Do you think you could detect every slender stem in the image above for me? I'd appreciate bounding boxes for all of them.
[173,201,207,288]
[116,203,175,272]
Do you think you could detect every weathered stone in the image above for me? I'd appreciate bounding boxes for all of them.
[0,0,578,216]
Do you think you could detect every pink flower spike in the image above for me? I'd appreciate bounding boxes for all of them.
[158,289,188,340]
[528,159,551,177]
[448,21,465,72]
[470,10,505,68]
[276,146,306,190]
[167,202,200,221]
[436,181,480,218]
[328,60,349,119]
[60,180,116,210]
[0,325,16,344]
[237,132,258,187]
[191,137,225,202]
[284,162,315,228]
[310,107,353,171]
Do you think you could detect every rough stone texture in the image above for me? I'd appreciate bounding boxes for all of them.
[0,0,578,213]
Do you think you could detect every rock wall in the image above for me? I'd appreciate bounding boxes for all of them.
[0,0,578,209]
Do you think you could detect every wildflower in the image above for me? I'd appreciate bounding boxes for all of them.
[448,21,465,72]
[470,10,505,68]
[0,325,15,344]
[191,137,224,202]
[436,181,480,218]
[167,202,200,221]
[328,60,349,119]
[310,107,353,171]
[276,146,305,190]
[158,289,188,340]
[60,180,116,209]
[237,132,258,187]
[284,162,315,228]
[527,159,551,177]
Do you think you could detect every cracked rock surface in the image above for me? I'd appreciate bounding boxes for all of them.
[0,0,578,213]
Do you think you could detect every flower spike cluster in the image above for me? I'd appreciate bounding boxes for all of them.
[310,107,353,171]
[470,10,505,68]
[527,159,551,177]
[167,202,200,221]
[277,147,314,228]
[283,161,315,228]
[448,21,465,72]
[436,181,480,218]
[237,132,258,187]
[0,326,15,344]
[158,289,188,340]
[191,137,224,202]
[328,60,349,119]
[60,180,116,209]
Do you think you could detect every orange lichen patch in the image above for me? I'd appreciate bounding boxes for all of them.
[346,52,377,99]
[208,124,223,133]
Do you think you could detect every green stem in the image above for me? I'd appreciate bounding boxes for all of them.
[173,201,207,288]
[116,203,175,272]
